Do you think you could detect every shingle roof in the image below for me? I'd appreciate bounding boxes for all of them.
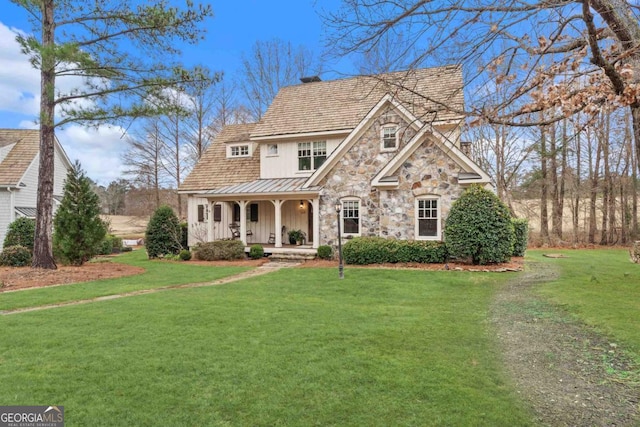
[251,65,464,138]
[179,123,260,192]
[0,129,40,186]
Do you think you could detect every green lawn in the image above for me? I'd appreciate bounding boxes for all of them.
[0,267,534,426]
[528,248,640,363]
[0,249,250,311]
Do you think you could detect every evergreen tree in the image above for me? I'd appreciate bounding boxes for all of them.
[145,205,182,259]
[53,161,107,265]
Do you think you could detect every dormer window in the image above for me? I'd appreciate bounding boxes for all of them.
[381,125,399,151]
[228,144,250,158]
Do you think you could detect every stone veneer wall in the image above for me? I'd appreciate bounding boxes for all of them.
[317,106,466,247]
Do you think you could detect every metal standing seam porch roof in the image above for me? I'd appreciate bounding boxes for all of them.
[202,178,321,197]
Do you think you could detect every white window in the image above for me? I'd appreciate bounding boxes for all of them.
[415,197,441,240]
[267,144,278,156]
[341,199,360,236]
[228,144,250,158]
[298,141,327,171]
[381,125,399,151]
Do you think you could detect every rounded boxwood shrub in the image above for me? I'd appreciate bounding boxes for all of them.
[194,240,245,261]
[179,249,192,261]
[511,218,529,257]
[249,244,264,259]
[145,205,182,259]
[317,245,333,260]
[98,235,123,255]
[444,185,514,265]
[0,245,33,267]
[3,217,35,251]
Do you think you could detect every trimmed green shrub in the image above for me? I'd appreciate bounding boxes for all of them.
[194,240,245,261]
[145,206,182,259]
[511,218,529,257]
[343,237,447,265]
[249,244,264,259]
[53,160,108,265]
[0,245,33,267]
[179,249,192,261]
[317,245,333,260]
[3,217,35,251]
[98,235,123,255]
[444,185,514,265]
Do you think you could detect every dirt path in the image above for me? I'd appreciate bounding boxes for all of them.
[491,261,639,426]
[1,261,297,316]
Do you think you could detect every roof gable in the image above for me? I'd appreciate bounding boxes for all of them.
[252,65,464,139]
[0,129,40,186]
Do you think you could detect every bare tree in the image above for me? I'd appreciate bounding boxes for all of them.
[240,38,321,120]
[123,119,167,210]
[323,1,640,174]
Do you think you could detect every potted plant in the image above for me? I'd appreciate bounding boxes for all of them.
[287,229,306,245]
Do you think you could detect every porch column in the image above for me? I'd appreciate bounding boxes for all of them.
[312,198,320,249]
[238,200,248,246]
[273,199,283,248]
[208,201,215,242]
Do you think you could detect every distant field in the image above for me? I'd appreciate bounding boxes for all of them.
[102,215,148,238]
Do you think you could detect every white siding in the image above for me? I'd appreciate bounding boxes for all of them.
[0,191,12,246]
[53,143,68,196]
[13,157,38,208]
[260,137,342,179]
[186,196,315,246]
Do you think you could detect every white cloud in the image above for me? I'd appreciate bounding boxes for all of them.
[1,20,130,185]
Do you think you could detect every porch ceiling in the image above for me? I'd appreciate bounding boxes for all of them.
[202,177,320,199]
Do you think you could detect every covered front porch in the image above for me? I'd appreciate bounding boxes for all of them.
[195,178,322,249]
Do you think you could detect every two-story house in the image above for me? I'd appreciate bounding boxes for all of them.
[0,129,72,246]
[179,66,491,251]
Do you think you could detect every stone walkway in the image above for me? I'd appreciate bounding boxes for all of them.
[1,261,299,316]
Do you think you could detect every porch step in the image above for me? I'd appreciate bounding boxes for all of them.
[268,253,317,262]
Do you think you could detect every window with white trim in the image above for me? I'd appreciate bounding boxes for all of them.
[381,125,399,151]
[228,144,250,158]
[298,141,327,171]
[267,144,278,156]
[415,197,441,240]
[341,199,360,235]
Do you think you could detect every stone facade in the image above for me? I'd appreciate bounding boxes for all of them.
[317,106,466,247]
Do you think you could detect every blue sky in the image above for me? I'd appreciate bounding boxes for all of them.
[0,0,348,185]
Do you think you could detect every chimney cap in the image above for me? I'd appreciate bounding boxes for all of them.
[300,76,321,83]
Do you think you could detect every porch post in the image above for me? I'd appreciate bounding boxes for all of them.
[312,198,320,249]
[274,199,283,248]
[208,201,215,242]
[238,200,248,246]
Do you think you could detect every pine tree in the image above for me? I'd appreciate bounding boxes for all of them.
[53,161,107,266]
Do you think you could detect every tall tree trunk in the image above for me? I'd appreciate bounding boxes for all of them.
[540,125,550,244]
[588,126,600,244]
[32,0,57,269]
[600,115,610,245]
[572,127,581,245]
[549,123,563,240]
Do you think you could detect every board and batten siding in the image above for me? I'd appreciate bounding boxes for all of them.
[259,137,342,179]
[187,196,314,247]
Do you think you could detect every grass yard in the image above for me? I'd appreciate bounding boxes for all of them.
[0,250,250,311]
[0,267,534,426]
[528,248,640,364]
